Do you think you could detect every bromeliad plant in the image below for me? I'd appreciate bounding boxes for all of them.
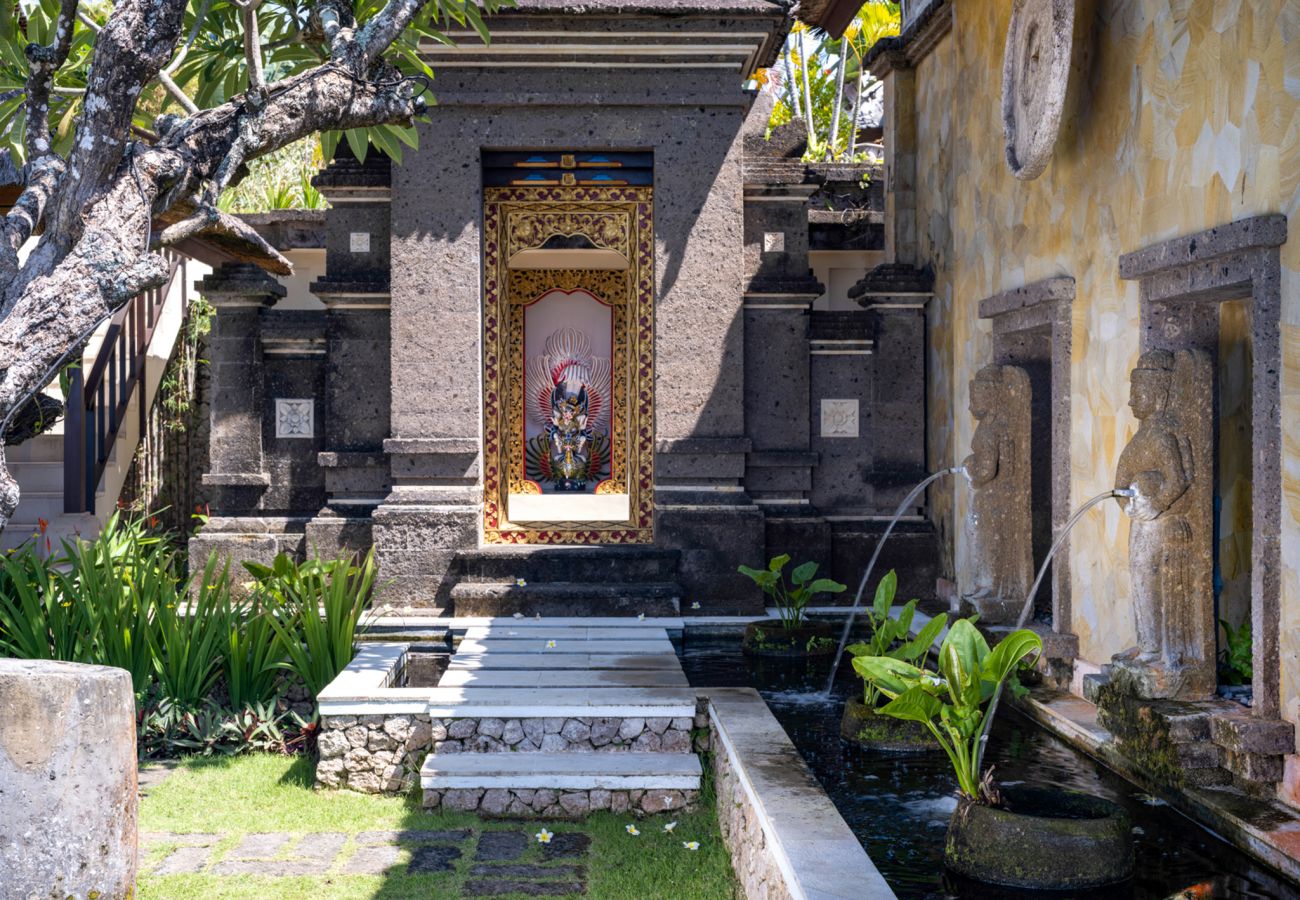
[852,619,1042,804]
[738,554,846,630]
[845,570,947,707]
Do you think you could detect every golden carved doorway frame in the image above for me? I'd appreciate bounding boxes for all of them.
[481,186,654,544]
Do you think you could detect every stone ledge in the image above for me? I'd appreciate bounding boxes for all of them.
[1118,214,1287,280]
[1211,715,1297,755]
[1016,688,1300,884]
[705,687,893,900]
[977,276,1076,320]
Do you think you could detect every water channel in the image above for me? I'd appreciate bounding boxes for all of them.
[680,635,1291,899]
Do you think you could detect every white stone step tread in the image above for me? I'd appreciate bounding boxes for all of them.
[421,752,702,791]
[461,626,669,641]
[424,686,697,718]
[447,653,683,671]
[455,638,675,656]
[437,668,689,688]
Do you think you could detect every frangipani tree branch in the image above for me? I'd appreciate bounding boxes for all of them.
[0,0,468,531]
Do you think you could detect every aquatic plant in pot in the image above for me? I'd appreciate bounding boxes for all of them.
[854,620,1134,889]
[738,555,846,657]
[843,570,948,751]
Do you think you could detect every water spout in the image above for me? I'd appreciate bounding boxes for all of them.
[822,466,967,696]
[973,487,1130,776]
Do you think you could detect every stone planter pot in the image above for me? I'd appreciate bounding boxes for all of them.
[839,696,938,752]
[741,620,835,658]
[945,786,1133,890]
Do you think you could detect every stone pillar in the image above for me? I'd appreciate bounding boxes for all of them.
[876,52,918,267]
[0,659,137,898]
[197,262,284,512]
[305,145,393,556]
[850,269,931,510]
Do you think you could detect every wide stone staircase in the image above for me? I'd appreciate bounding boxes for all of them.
[449,548,684,617]
[419,617,702,817]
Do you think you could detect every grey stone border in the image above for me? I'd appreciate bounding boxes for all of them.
[702,688,895,900]
[977,275,1075,648]
[1118,214,1288,720]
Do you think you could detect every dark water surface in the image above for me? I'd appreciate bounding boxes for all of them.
[679,635,1295,900]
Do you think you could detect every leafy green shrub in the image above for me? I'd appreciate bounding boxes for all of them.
[224,592,287,708]
[139,698,310,759]
[247,549,377,696]
[1218,617,1252,686]
[1,515,368,759]
[151,556,234,708]
[0,538,86,661]
[738,554,846,630]
[845,570,947,706]
[852,619,1042,803]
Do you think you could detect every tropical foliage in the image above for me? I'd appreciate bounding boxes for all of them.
[845,569,947,706]
[0,514,376,757]
[0,0,514,166]
[852,619,1042,803]
[1218,616,1252,686]
[738,554,846,630]
[765,0,901,161]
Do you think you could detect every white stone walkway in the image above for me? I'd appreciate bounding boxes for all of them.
[421,617,702,803]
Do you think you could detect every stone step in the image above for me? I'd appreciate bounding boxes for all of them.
[447,653,683,671]
[421,752,701,791]
[455,547,681,585]
[454,638,676,656]
[437,668,690,689]
[450,581,681,618]
[422,686,698,718]
[460,626,669,641]
[8,460,65,492]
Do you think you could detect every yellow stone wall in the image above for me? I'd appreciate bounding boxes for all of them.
[913,1,1300,736]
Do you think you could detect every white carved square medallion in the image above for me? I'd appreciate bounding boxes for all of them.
[275,399,314,439]
[820,399,859,438]
[762,231,786,253]
[349,231,371,253]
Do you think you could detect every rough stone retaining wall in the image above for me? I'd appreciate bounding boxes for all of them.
[710,719,793,900]
[422,786,699,818]
[317,713,696,794]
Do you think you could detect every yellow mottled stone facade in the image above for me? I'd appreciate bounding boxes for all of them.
[909,2,1300,743]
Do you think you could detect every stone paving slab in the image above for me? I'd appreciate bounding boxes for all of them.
[461,626,670,641]
[455,638,676,656]
[437,668,689,688]
[447,652,682,671]
[142,827,594,894]
[463,878,585,896]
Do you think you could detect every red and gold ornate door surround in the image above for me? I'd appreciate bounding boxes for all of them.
[481,182,654,544]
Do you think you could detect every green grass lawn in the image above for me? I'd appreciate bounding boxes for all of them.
[137,754,737,899]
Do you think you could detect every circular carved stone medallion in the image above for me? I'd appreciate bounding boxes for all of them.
[1001,0,1075,180]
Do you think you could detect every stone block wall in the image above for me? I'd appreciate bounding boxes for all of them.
[423,787,699,820]
[317,713,695,794]
[315,713,432,794]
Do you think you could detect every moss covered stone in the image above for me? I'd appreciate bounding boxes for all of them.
[839,696,938,753]
[741,620,836,658]
[944,786,1133,889]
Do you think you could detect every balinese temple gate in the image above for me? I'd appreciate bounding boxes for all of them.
[190,0,931,615]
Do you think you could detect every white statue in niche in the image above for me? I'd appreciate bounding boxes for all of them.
[525,327,611,492]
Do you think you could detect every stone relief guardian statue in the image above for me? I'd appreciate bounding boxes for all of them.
[1111,349,1215,700]
[960,365,1034,624]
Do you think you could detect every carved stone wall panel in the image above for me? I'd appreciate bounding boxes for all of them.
[1001,0,1075,180]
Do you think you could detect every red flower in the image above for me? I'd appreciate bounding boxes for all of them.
[148,516,159,529]
[37,518,47,535]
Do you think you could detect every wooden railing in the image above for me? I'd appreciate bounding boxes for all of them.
[63,252,186,514]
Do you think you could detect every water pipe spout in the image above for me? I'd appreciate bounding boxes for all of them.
[822,466,966,696]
